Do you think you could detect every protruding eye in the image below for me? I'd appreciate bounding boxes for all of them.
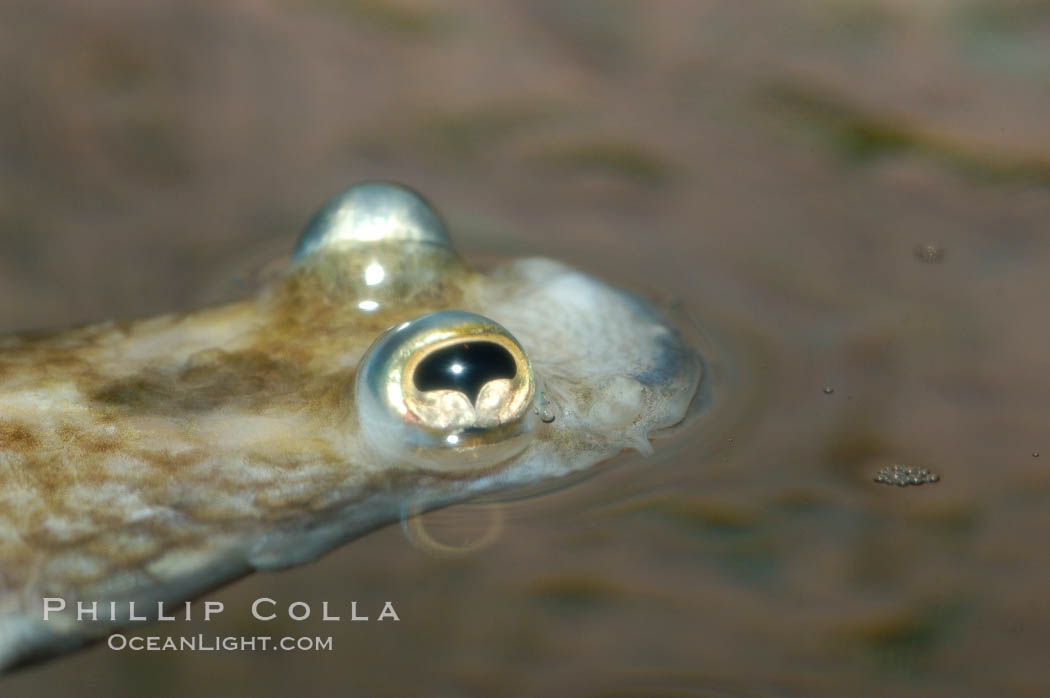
[294,181,451,259]
[356,311,539,471]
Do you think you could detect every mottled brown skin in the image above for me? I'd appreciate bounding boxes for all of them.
[0,243,478,660]
[0,228,702,670]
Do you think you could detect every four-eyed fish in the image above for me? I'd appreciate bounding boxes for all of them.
[0,183,702,669]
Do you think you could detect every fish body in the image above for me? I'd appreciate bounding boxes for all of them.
[0,183,701,669]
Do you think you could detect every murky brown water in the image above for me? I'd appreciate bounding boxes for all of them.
[3,1,1050,696]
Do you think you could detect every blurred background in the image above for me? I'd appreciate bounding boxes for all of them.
[2,0,1050,696]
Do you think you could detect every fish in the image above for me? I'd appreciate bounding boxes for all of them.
[0,182,702,670]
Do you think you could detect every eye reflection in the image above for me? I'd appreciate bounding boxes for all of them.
[413,342,517,404]
[364,262,385,286]
[355,311,540,471]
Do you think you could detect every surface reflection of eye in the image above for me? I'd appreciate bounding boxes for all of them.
[356,311,539,471]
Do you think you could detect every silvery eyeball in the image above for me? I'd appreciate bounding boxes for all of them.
[356,310,539,471]
[294,182,451,258]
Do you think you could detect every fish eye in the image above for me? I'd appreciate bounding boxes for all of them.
[294,181,451,259]
[356,311,539,471]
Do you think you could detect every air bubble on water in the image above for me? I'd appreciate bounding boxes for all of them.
[823,386,834,394]
[913,243,945,264]
[1034,452,1040,458]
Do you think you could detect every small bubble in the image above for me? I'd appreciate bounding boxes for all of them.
[823,386,834,394]
[1034,452,1040,458]
[913,243,946,264]
[535,397,556,424]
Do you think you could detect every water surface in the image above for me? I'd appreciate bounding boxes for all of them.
[2,1,1049,696]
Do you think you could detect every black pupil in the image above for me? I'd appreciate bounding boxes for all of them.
[413,342,517,404]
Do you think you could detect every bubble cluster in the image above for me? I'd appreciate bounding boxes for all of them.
[913,243,946,264]
[873,463,940,487]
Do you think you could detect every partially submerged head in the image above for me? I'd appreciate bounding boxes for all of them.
[289,181,704,493]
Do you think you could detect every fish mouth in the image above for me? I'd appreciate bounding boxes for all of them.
[641,327,706,429]
[645,360,707,441]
